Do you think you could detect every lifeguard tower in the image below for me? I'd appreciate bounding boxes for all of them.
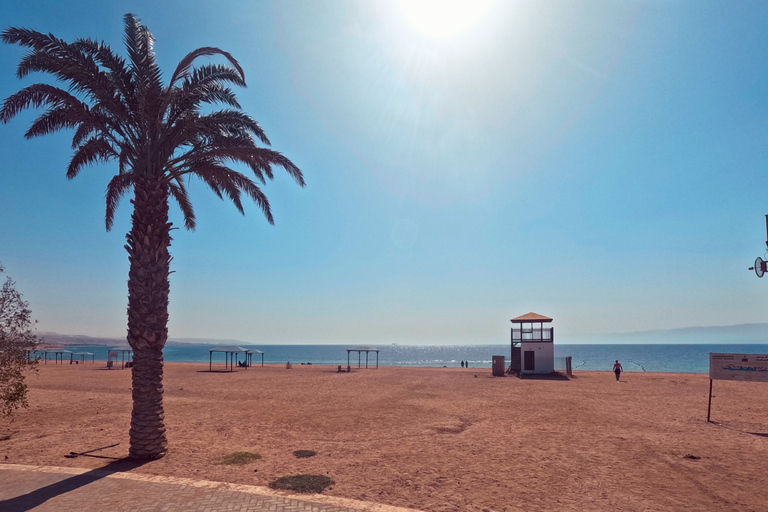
[510,312,555,375]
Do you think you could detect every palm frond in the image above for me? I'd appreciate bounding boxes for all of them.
[105,171,134,230]
[177,164,274,224]
[0,83,86,123]
[68,137,117,179]
[123,14,162,108]
[168,179,195,230]
[25,108,80,138]
[1,27,64,53]
[199,110,270,144]
[169,47,245,89]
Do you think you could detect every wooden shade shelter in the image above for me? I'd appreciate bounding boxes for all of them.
[209,345,263,371]
[70,352,95,364]
[250,349,264,367]
[41,349,72,364]
[107,349,133,369]
[347,346,379,369]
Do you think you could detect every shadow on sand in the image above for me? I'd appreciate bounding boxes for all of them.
[0,458,148,512]
[517,372,571,381]
[709,420,768,438]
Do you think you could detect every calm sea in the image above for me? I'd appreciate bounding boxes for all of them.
[42,343,768,374]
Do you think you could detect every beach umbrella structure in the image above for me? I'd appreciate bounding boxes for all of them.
[70,352,96,364]
[209,345,263,371]
[347,346,380,369]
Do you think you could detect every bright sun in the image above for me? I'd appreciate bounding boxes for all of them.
[398,0,493,39]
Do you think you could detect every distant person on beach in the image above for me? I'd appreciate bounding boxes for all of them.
[613,360,623,381]
[461,360,464,368]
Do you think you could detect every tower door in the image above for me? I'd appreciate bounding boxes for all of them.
[524,350,535,371]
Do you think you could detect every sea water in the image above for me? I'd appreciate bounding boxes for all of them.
[42,343,768,374]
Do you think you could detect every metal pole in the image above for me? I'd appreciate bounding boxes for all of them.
[764,214,768,249]
[707,379,713,422]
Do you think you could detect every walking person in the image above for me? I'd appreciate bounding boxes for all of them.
[613,360,623,381]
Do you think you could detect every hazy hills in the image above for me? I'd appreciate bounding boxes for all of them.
[37,332,249,348]
[37,323,768,347]
[562,323,768,345]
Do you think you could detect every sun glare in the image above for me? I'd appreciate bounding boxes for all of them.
[398,0,493,39]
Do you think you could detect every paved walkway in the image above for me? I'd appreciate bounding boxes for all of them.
[0,464,424,512]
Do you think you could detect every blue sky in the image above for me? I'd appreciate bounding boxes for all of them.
[1,1,768,344]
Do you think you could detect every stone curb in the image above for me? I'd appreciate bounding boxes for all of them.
[0,463,425,512]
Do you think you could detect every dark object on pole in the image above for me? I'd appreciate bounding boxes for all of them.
[748,215,768,278]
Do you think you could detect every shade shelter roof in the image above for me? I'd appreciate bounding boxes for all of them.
[347,346,380,369]
[209,345,249,353]
[511,312,552,323]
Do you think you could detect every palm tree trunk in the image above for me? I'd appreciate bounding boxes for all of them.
[125,175,172,460]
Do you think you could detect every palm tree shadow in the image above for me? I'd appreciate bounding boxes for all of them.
[0,458,147,512]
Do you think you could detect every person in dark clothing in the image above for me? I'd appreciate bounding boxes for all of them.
[613,360,623,381]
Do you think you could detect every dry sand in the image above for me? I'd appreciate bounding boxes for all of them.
[2,362,768,512]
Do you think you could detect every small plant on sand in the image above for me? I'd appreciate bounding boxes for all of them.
[0,263,39,417]
[269,474,334,494]
[220,451,262,465]
[293,450,316,458]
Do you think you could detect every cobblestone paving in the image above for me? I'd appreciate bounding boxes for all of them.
[0,465,421,512]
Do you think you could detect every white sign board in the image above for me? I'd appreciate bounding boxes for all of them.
[709,353,768,382]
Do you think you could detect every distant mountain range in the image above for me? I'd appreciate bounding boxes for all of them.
[37,323,768,347]
[37,332,249,348]
[561,323,768,345]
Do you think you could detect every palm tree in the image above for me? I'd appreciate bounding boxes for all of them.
[1,14,304,459]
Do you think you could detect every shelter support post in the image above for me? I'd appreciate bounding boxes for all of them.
[707,379,713,422]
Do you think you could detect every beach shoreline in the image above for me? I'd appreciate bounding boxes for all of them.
[3,363,768,512]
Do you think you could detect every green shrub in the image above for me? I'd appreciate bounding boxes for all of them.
[269,474,334,493]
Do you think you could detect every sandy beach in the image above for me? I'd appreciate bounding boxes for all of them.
[2,363,768,512]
